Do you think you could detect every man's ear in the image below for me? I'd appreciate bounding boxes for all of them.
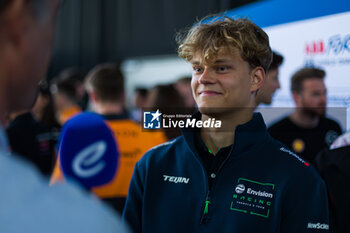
[250,67,265,93]
[89,91,98,103]
[292,91,302,106]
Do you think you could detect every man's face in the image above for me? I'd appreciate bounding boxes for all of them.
[256,68,280,105]
[190,49,257,116]
[296,78,327,117]
[9,0,61,112]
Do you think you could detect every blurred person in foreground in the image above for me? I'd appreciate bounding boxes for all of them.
[255,51,284,107]
[123,14,329,233]
[268,67,342,163]
[51,64,167,213]
[0,0,129,232]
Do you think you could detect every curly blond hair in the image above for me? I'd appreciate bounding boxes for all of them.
[177,15,272,72]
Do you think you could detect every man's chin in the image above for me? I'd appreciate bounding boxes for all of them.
[199,106,232,118]
[317,110,326,117]
[315,107,326,117]
[198,107,218,116]
[303,108,326,118]
[263,99,272,105]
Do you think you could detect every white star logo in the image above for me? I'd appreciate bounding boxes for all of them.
[151,109,161,122]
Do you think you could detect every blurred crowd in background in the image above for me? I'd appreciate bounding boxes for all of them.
[5,64,197,179]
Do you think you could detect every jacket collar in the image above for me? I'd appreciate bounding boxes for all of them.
[182,112,268,156]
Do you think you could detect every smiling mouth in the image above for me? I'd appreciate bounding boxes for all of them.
[199,91,222,96]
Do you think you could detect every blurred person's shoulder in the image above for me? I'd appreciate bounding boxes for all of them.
[330,131,350,149]
[268,116,292,131]
[0,152,130,233]
[320,116,342,131]
[106,115,168,145]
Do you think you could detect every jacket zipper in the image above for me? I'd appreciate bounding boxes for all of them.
[200,190,211,224]
[199,145,234,225]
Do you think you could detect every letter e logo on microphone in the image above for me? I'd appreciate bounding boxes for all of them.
[72,140,107,178]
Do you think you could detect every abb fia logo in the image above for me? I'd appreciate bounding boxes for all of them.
[305,40,324,55]
[305,34,350,55]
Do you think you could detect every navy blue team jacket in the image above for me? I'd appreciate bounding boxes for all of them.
[123,113,329,233]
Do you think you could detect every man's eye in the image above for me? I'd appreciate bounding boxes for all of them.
[193,67,203,73]
[311,93,321,97]
[217,66,228,72]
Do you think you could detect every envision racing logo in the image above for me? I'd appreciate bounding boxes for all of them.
[247,188,273,198]
[235,184,245,194]
[234,183,273,198]
[230,178,275,218]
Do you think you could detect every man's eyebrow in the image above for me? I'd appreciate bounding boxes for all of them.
[213,59,232,64]
[190,60,200,65]
[190,59,232,65]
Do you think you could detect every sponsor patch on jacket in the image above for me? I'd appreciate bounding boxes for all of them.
[230,178,275,218]
[280,147,310,166]
[163,175,190,184]
[307,222,329,230]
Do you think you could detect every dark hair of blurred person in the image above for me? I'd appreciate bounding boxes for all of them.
[146,83,187,140]
[175,76,196,109]
[291,67,325,93]
[50,69,82,126]
[33,80,60,130]
[130,87,149,123]
[57,68,89,110]
[85,63,125,112]
[255,51,284,106]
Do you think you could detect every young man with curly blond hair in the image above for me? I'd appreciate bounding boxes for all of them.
[123,15,329,233]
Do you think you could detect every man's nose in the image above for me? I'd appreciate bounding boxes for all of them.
[276,80,281,89]
[198,69,216,84]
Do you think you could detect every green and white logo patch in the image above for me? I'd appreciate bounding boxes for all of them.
[230,178,275,218]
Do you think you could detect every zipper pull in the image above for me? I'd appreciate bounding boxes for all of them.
[204,200,211,215]
[200,192,211,224]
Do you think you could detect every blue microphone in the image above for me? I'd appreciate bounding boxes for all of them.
[58,112,119,189]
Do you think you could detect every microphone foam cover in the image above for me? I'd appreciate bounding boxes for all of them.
[59,112,119,189]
